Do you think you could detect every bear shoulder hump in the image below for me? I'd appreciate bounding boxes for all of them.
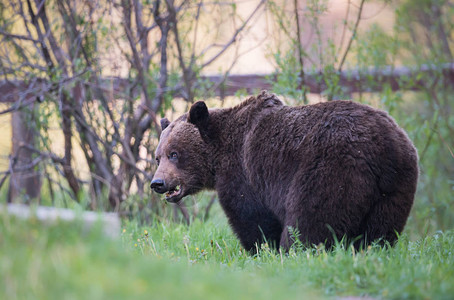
[257,90,284,108]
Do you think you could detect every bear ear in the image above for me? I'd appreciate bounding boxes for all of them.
[188,101,209,129]
[160,118,170,131]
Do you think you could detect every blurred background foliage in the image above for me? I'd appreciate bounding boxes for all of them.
[0,0,452,238]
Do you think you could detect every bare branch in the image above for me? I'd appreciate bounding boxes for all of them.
[338,0,366,72]
[201,0,266,69]
[0,29,41,42]
[294,0,307,103]
[167,0,194,101]
[337,0,351,58]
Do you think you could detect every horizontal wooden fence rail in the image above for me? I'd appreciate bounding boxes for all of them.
[203,63,454,96]
[1,63,453,105]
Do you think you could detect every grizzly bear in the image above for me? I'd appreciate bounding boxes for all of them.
[151,91,418,251]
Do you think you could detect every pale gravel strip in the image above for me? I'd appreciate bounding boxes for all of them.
[1,204,120,239]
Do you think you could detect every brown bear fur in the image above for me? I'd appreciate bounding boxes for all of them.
[151,91,418,251]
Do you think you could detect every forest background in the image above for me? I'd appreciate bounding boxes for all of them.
[1,0,453,299]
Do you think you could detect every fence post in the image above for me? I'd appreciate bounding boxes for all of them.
[7,101,42,203]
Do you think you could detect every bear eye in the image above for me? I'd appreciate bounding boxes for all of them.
[169,152,178,160]
[156,157,160,166]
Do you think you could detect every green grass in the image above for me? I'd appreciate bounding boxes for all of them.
[1,212,453,300]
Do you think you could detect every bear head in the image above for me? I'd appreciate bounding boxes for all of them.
[150,101,215,203]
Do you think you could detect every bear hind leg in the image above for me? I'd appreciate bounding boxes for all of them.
[360,192,413,248]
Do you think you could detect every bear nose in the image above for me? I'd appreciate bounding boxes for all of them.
[150,178,167,194]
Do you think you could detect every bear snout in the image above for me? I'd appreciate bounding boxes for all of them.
[150,178,167,194]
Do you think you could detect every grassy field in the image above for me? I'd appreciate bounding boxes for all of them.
[1,209,453,300]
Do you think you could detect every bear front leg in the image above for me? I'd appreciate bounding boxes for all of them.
[217,188,282,252]
[228,204,282,252]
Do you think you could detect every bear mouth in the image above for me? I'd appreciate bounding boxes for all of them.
[165,185,183,203]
